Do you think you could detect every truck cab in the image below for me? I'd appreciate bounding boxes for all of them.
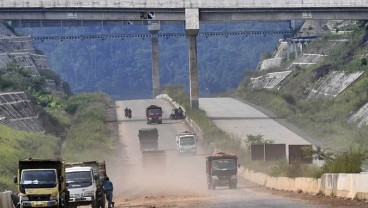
[65,161,106,208]
[176,131,197,155]
[13,159,69,208]
[66,166,99,208]
[146,105,163,124]
[206,152,238,190]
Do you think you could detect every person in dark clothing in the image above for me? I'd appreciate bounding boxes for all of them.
[124,107,129,117]
[103,177,114,208]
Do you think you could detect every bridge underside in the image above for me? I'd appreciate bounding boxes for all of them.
[1,8,368,21]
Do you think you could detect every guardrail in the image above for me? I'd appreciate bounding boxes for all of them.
[0,191,13,208]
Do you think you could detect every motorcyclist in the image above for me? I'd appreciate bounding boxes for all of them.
[124,107,129,117]
[127,108,132,118]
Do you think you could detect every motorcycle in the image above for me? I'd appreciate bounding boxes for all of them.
[124,108,132,119]
[169,108,185,120]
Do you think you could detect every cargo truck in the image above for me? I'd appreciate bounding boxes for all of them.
[146,105,162,124]
[138,128,159,151]
[65,161,106,208]
[206,152,238,190]
[13,158,69,208]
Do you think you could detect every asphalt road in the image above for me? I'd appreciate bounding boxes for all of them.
[198,97,310,145]
[109,98,335,208]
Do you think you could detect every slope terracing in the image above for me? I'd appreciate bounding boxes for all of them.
[0,91,44,132]
[0,23,52,132]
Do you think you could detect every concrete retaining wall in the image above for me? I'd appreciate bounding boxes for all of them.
[240,168,368,200]
[239,168,321,194]
[259,58,283,71]
[0,191,13,208]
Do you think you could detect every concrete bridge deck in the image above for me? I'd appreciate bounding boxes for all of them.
[0,0,368,9]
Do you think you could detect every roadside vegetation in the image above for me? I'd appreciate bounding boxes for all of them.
[0,63,117,191]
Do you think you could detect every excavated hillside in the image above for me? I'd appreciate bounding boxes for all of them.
[235,20,368,151]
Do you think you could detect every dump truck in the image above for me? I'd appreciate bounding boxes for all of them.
[141,150,167,170]
[146,105,162,124]
[206,152,238,190]
[13,158,69,208]
[138,128,159,151]
[176,131,198,155]
[65,161,106,208]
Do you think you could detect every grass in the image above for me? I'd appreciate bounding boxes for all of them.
[0,92,117,191]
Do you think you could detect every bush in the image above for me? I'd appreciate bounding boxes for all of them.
[321,147,367,173]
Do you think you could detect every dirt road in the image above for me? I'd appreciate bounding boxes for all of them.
[106,98,364,208]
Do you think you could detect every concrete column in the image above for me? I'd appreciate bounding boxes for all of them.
[149,21,160,98]
[185,9,199,109]
[293,41,298,57]
[286,39,290,61]
[187,34,199,109]
[151,35,160,97]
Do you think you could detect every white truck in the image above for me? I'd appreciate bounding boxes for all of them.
[176,131,198,155]
[66,162,106,208]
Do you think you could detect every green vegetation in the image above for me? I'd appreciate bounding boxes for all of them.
[0,92,116,191]
[61,93,116,161]
[0,62,116,190]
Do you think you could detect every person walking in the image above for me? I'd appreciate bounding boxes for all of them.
[103,177,114,208]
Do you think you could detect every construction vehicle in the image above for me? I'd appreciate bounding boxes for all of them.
[176,131,198,155]
[206,152,238,190]
[13,158,69,208]
[65,161,106,208]
[138,128,159,151]
[146,105,162,124]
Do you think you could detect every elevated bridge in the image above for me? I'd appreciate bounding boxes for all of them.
[2,0,368,108]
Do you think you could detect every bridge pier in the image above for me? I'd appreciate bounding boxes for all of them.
[149,21,160,98]
[185,9,199,109]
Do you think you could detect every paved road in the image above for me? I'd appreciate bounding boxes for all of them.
[107,98,337,208]
[199,97,310,145]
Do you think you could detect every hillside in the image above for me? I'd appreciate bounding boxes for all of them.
[235,20,368,152]
[14,21,293,99]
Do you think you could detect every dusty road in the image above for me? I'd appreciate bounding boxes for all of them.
[106,98,359,208]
